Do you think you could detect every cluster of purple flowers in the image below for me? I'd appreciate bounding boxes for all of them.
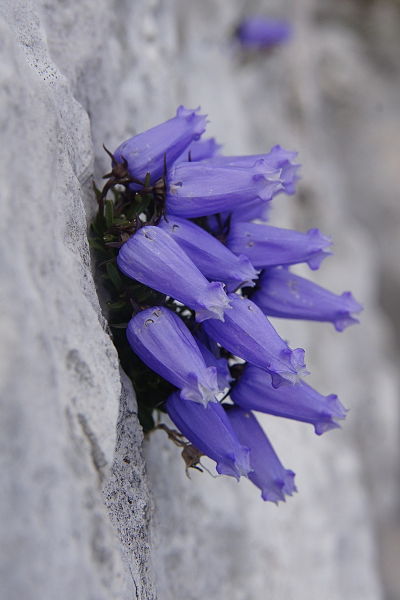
[109,106,362,503]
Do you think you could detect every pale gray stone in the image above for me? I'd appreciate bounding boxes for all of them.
[1,1,398,599]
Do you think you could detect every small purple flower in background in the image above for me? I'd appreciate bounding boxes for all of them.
[126,307,220,405]
[226,223,332,270]
[231,364,347,435]
[158,216,259,292]
[167,392,251,479]
[251,267,363,331]
[225,406,296,503]
[203,293,307,387]
[117,226,231,322]
[235,16,293,49]
[113,105,207,187]
[94,103,362,503]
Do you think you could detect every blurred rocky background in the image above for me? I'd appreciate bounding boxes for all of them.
[1,0,399,599]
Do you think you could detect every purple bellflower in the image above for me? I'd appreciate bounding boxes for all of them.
[175,137,222,163]
[205,145,297,169]
[231,364,347,435]
[236,16,293,49]
[117,226,231,322]
[225,405,296,503]
[226,222,332,270]
[228,197,271,225]
[194,334,233,391]
[158,216,259,292]
[127,307,220,405]
[203,293,307,387]
[98,105,363,501]
[166,160,283,218]
[251,268,363,331]
[258,144,298,168]
[113,106,207,187]
[203,147,300,197]
[167,392,251,478]
[205,145,300,228]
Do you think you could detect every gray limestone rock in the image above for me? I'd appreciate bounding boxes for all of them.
[1,1,398,599]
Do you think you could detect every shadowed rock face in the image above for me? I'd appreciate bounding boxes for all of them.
[0,1,398,599]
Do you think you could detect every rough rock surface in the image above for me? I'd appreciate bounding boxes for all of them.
[1,1,398,599]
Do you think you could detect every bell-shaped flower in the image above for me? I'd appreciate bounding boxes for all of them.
[174,137,222,164]
[280,160,301,195]
[113,105,207,186]
[235,16,293,49]
[167,392,251,479]
[258,144,298,169]
[229,197,271,224]
[166,160,283,218]
[203,146,300,196]
[231,364,347,435]
[224,405,296,503]
[226,223,332,270]
[194,333,233,391]
[252,268,363,331]
[203,293,307,387]
[117,226,231,322]
[127,307,219,405]
[158,216,259,292]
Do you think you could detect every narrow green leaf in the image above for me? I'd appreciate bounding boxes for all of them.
[105,199,114,228]
[89,238,107,253]
[106,262,124,292]
[107,299,129,310]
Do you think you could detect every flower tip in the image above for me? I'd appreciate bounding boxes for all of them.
[341,291,363,314]
[277,347,307,380]
[312,394,347,434]
[307,250,332,270]
[176,104,201,118]
[269,372,285,388]
[261,471,296,503]
[291,347,306,370]
[176,105,207,139]
[314,421,341,435]
[334,315,360,332]
[261,489,286,503]
[195,282,232,322]
[180,369,220,405]
[217,446,251,480]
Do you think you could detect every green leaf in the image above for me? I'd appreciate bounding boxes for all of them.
[112,218,131,226]
[95,210,106,233]
[92,181,102,198]
[107,299,129,310]
[105,199,114,228]
[89,238,107,253]
[106,262,124,292]
[128,196,150,218]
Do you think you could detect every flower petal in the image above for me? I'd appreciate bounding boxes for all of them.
[225,406,296,503]
[167,392,251,478]
[127,307,219,405]
[231,364,347,434]
[117,226,231,322]
[252,268,363,331]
